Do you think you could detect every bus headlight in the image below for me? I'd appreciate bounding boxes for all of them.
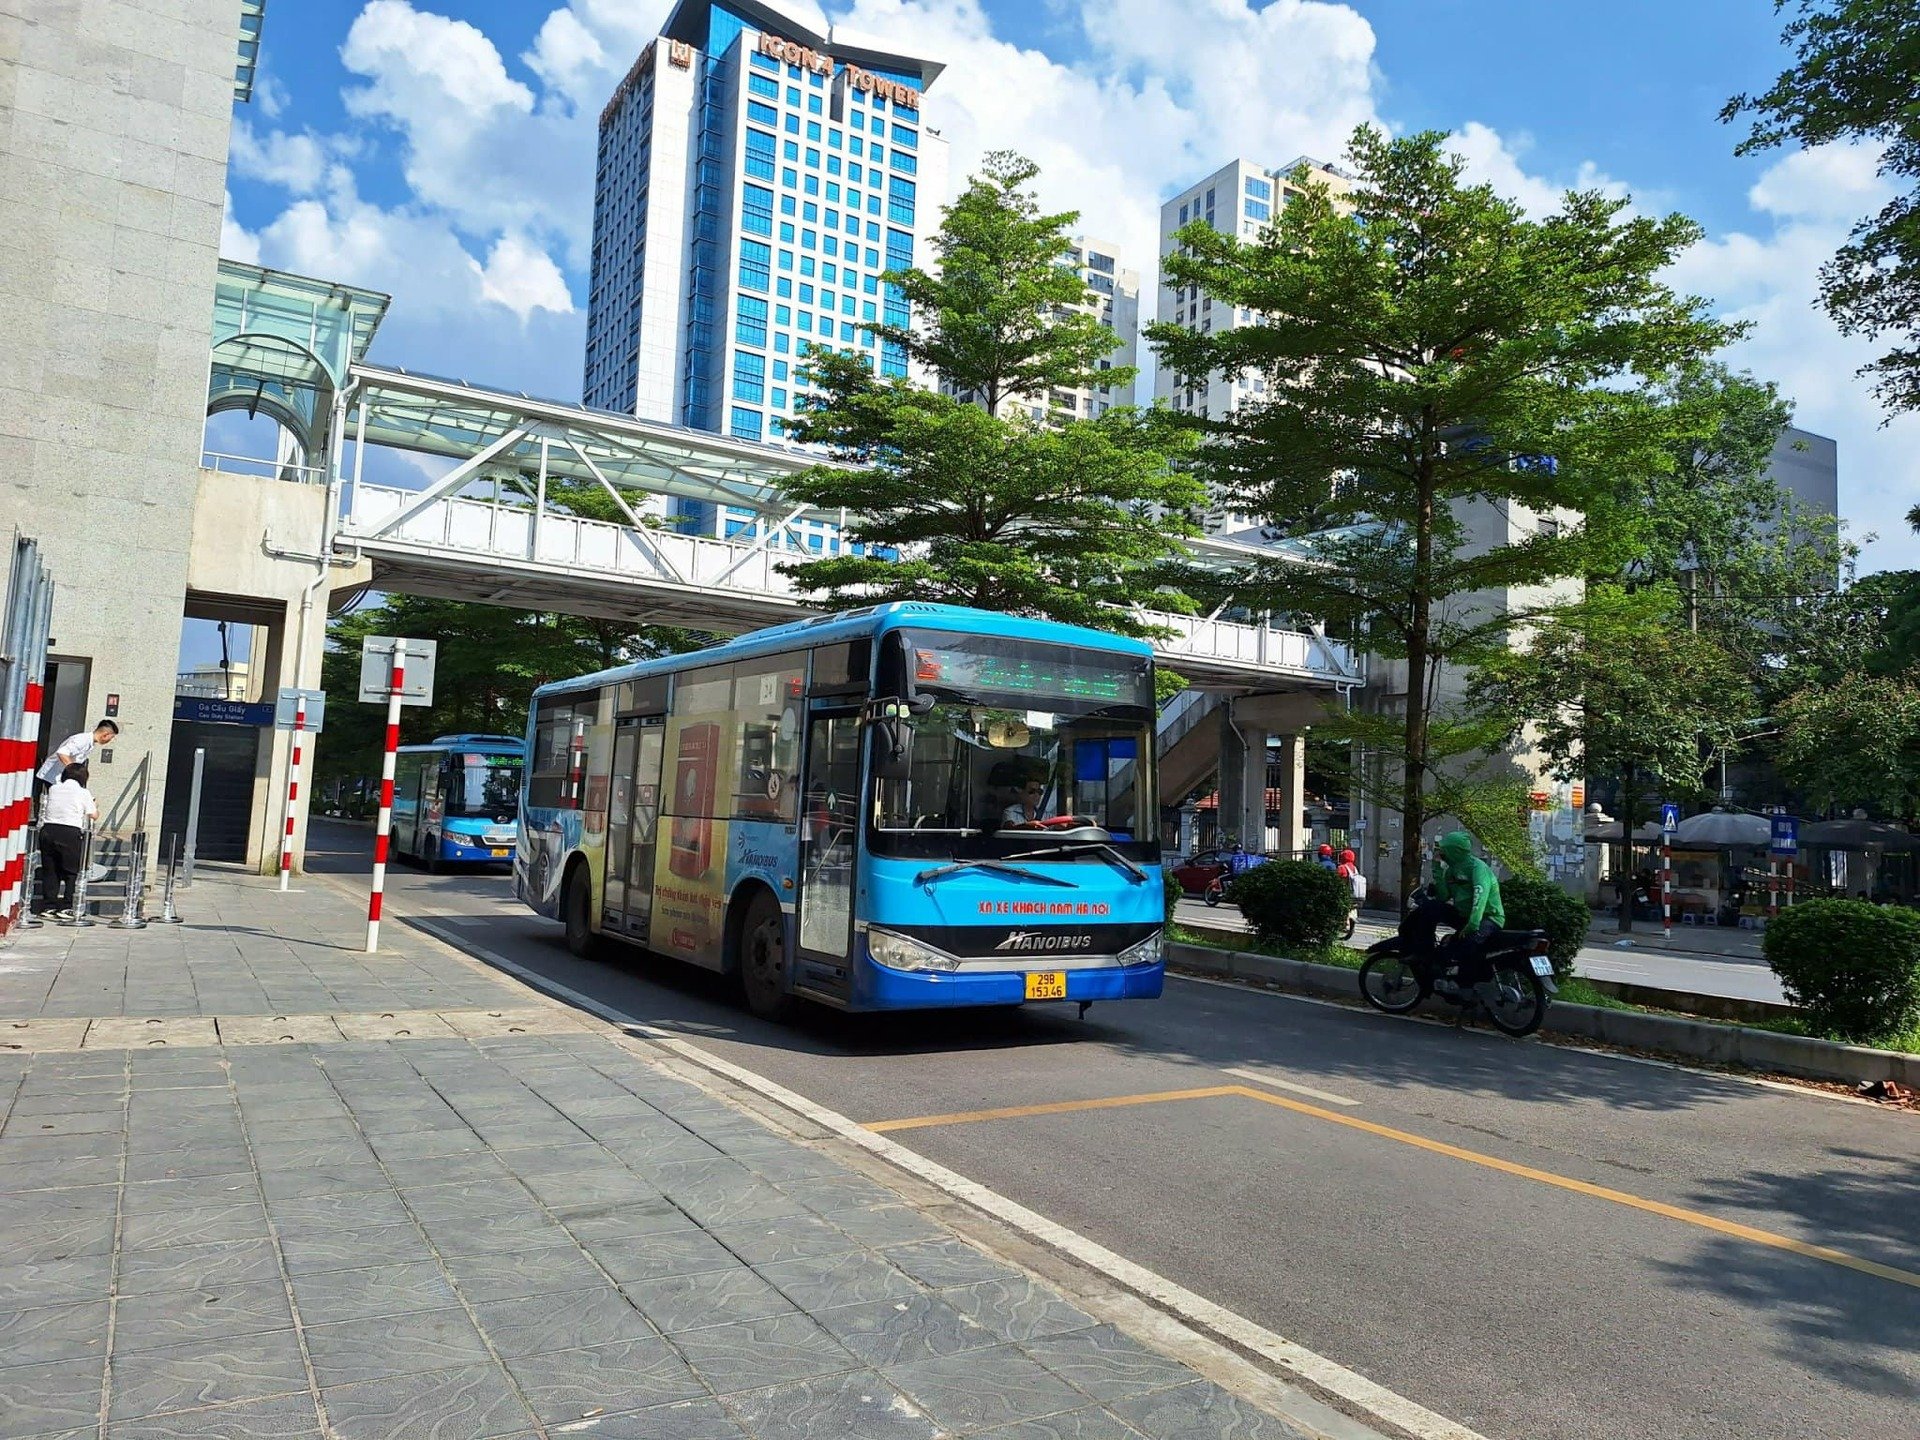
[867,928,962,973]
[1119,931,1163,968]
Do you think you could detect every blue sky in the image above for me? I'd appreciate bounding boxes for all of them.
[216,0,1917,577]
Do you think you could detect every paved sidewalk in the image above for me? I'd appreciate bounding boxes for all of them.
[1,874,1341,1440]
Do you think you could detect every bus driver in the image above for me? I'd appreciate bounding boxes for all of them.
[986,759,1050,828]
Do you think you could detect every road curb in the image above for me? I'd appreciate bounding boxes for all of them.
[1166,940,1920,1088]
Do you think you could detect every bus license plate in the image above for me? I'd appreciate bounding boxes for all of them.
[490,848,511,857]
[1024,971,1067,1001]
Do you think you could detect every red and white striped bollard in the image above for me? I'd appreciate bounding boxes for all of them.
[366,639,406,953]
[278,693,306,891]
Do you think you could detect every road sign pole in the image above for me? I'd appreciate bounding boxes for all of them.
[1661,841,1672,940]
[366,638,406,954]
[278,693,306,891]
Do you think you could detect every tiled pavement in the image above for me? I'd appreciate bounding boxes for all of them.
[1,874,1323,1440]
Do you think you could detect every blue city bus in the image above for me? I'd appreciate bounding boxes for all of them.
[517,604,1165,1018]
[391,734,525,868]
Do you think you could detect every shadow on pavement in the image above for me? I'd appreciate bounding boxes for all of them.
[1657,1151,1920,1401]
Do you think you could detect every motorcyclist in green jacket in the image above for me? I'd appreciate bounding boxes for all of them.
[1398,830,1505,996]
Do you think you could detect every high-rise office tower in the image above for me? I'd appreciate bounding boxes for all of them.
[1156,157,1351,533]
[584,0,949,456]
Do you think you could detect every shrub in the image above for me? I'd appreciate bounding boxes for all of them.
[1764,900,1920,1044]
[1499,872,1589,980]
[1226,859,1351,952]
[1162,868,1182,917]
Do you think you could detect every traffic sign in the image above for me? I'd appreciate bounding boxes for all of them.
[358,636,437,707]
[1660,802,1680,834]
[1770,813,1799,857]
[274,687,326,732]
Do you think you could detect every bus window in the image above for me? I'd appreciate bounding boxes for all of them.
[809,639,871,695]
[732,657,804,822]
[528,701,577,809]
[448,752,522,818]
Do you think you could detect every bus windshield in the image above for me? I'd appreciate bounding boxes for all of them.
[449,754,523,818]
[871,632,1157,859]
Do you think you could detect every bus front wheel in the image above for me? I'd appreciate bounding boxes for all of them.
[562,864,597,959]
[736,891,797,1022]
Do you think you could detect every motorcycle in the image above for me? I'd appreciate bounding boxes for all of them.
[1356,895,1556,1036]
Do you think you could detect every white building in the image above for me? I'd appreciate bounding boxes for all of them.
[582,0,950,553]
[1156,157,1352,533]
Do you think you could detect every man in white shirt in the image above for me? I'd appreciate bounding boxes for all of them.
[36,720,117,797]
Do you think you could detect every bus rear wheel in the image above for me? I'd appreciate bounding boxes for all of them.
[562,864,597,959]
[737,891,797,1022]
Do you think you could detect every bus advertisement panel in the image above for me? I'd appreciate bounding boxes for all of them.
[518,604,1164,1019]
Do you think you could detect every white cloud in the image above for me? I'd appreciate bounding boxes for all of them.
[338,0,595,261]
[229,119,351,195]
[1747,138,1888,224]
[478,233,576,321]
[253,69,289,119]
[220,192,260,264]
[1447,121,1630,216]
[1668,143,1915,573]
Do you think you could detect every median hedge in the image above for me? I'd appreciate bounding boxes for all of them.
[1225,859,1351,951]
[1499,872,1590,980]
[1764,899,1920,1044]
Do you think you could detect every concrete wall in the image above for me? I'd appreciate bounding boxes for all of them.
[184,467,369,871]
[0,1,238,853]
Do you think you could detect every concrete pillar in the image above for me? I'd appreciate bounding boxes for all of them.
[1216,703,1268,851]
[1272,733,1306,860]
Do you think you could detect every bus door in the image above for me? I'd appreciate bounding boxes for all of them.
[603,721,638,924]
[795,708,860,998]
[604,716,664,937]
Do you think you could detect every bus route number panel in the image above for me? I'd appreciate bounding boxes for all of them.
[1024,971,1068,1001]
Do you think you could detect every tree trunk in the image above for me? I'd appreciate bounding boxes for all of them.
[1397,478,1436,906]
[1618,761,1637,933]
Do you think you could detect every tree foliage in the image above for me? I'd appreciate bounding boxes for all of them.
[1776,673,1920,820]
[1724,0,1920,414]
[1151,126,1739,900]
[780,153,1202,634]
[1470,586,1748,900]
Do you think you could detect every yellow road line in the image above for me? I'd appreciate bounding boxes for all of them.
[1222,1085,1920,1292]
[865,1082,1920,1291]
[865,1086,1244,1133]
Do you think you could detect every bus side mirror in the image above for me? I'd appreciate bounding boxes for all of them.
[868,698,915,783]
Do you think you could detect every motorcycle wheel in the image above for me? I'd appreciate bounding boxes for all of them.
[1204,882,1223,908]
[1481,964,1548,1037]
[1342,911,1357,940]
[1358,952,1429,1015]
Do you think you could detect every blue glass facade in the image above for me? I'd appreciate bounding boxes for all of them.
[585,2,939,552]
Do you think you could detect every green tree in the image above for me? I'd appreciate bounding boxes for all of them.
[1470,585,1747,926]
[1151,126,1739,901]
[1776,674,1920,820]
[1723,0,1920,413]
[779,153,1203,634]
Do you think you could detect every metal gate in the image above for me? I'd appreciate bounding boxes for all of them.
[160,721,262,864]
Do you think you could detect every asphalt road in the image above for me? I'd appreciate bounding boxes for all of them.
[1172,898,1790,1005]
[309,820,1918,1440]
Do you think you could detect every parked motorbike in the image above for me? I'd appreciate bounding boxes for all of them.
[1356,910,1556,1037]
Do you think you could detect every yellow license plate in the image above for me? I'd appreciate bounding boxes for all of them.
[490,848,511,857]
[1024,971,1067,1001]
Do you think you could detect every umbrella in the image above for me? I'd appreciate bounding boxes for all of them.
[1799,819,1920,850]
[1671,808,1771,848]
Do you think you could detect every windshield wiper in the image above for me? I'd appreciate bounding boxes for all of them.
[1004,841,1147,883]
[913,859,1079,888]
